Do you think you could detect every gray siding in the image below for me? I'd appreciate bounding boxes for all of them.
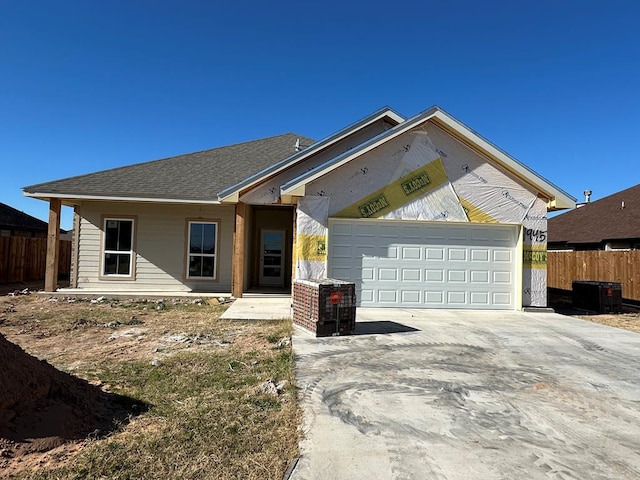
[76,201,235,292]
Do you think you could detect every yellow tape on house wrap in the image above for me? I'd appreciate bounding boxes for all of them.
[296,233,327,262]
[523,245,547,269]
[458,198,497,223]
[334,158,449,218]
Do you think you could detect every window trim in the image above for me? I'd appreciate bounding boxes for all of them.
[185,219,219,282]
[99,216,137,280]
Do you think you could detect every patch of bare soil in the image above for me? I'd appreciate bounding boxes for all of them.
[572,312,640,333]
[0,293,232,477]
[0,333,143,477]
[547,287,640,334]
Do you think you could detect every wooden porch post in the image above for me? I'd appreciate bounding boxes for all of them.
[44,198,61,292]
[232,202,246,298]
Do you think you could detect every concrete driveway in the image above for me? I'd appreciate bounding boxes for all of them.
[290,309,640,479]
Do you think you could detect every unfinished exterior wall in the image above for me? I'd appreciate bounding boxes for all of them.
[75,201,235,292]
[294,120,549,307]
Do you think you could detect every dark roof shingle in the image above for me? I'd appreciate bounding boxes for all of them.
[0,203,48,231]
[23,133,315,201]
[548,184,640,245]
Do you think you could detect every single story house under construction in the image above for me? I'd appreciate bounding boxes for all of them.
[24,106,575,309]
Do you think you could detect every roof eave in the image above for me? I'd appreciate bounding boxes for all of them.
[217,106,405,202]
[23,191,222,205]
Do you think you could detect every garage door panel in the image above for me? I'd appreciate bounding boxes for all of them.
[401,290,421,303]
[425,291,444,304]
[386,246,399,259]
[493,250,512,262]
[425,269,444,282]
[360,289,374,302]
[332,223,352,236]
[357,267,373,281]
[471,249,490,261]
[378,268,398,281]
[470,291,490,305]
[426,248,444,260]
[400,226,423,240]
[378,290,398,303]
[448,248,467,261]
[402,269,421,281]
[493,271,511,283]
[331,245,352,258]
[493,292,512,305]
[355,224,377,237]
[448,270,467,282]
[355,246,375,257]
[470,270,490,283]
[328,219,517,309]
[379,225,400,238]
[447,291,467,304]
[402,246,422,260]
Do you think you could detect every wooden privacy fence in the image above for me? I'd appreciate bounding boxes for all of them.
[0,237,72,284]
[548,250,640,301]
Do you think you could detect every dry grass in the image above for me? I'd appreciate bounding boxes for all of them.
[0,294,300,480]
[572,312,640,334]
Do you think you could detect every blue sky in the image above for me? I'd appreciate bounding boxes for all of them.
[2,1,639,230]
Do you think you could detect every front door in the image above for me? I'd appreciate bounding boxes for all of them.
[259,229,285,286]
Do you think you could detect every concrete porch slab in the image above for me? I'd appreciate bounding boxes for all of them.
[220,296,292,321]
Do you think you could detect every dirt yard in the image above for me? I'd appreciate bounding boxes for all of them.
[572,311,640,333]
[547,287,640,333]
[0,291,298,479]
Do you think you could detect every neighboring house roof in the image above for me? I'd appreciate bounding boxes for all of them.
[0,202,48,231]
[23,133,315,204]
[281,106,576,210]
[548,183,640,246]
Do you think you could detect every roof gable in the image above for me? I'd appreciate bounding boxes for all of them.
[23,133,314,203]
[281,106,575,211]
[548,184,640,245]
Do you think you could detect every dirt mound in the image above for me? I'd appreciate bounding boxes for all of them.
[0,333,144,474]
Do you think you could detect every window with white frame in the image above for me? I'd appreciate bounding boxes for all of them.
[187,221,217,279]
[103,218,134,276]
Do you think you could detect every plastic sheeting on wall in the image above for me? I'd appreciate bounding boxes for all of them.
[425,124,538,224]
[522,196,548,307]
[379,182,468,222]
[295,196,329,280]
[334,158,450,218]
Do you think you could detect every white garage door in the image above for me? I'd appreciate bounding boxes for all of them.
[328,219,519,309]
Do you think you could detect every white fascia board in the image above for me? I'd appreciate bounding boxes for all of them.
[281,107,439,195]
[217,107,405,202]
[23,191,221,205]
[429,110,576,210]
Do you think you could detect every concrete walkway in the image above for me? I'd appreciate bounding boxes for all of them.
[290,309,640,479]
[220,296,292,320]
